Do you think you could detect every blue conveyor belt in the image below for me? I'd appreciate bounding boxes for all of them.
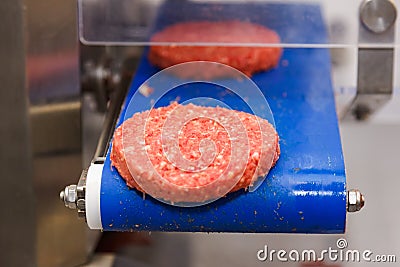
[99,1,346,233]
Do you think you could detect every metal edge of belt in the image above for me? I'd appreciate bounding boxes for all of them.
[60,77,129,219]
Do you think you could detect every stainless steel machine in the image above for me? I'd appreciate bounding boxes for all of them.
[1,0,399,266]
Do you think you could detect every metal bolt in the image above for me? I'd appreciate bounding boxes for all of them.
[353,104,371,120]
[77,199,86,210]
[59,190,65,202]
[78,210,86,218]
[360,0,397,34]
[60,185,78,209]
[347,189,365,212]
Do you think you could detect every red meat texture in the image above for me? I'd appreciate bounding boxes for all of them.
[149,21,282,77]
[111,103,280,204]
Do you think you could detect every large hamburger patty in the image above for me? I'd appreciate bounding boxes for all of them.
[149,21,282,77]
[111,102,280,203]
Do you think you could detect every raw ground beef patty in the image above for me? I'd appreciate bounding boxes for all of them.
[149,21,282,77]
[111,102,280,204]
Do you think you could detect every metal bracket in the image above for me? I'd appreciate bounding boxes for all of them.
[347,48,394,120]
[60,157,105,220]
[59,67,127,218]
[60,169,87,219]
[345,0,396,120]
[76,169,87,218]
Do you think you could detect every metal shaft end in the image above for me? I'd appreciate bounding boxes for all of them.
[60,185,78,210]
[59,190,65,202]
[347,189,365,212]
[360,0,397,34]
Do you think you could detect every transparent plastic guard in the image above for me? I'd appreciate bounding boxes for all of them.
[79,0,387,47]
[79,0,400,118]
[78,0,400,48]
[121,62,277,207]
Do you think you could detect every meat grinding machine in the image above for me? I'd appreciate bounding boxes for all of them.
[59,0,379,233]
[2,0,399,266]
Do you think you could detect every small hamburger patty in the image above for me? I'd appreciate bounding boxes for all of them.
[149,21,282,77]
[111,103,280,203]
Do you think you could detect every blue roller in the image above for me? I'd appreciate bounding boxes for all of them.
[99,1,346,233]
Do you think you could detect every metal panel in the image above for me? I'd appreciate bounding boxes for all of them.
[1,0,96,266]
[0,1,36,266]
[25,0,92,265]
